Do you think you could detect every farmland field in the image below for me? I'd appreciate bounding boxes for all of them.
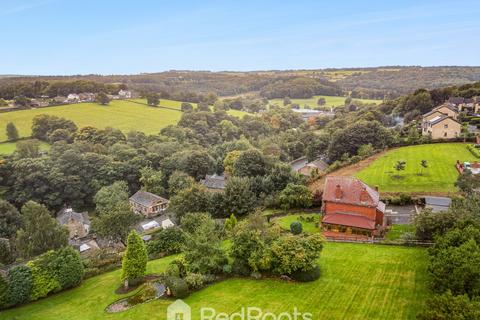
[0,99,249,142]
[274,213,321,234]
[269,95,381,109]
[0,140,50,155]
[355,143,476,193]
[0,243,429,320]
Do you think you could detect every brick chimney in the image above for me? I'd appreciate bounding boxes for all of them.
[334,184,343,200]
[360,187,370,203]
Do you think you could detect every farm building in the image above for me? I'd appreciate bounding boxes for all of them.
[321,176,386,239]
[129,190,169,218]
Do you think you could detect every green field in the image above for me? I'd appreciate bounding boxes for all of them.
[355,143,476,193]
[274,213,321,234]
[0,243,429,320]
[269,95,381,109]
[385,225,416,241]
[0,140,50,155]
[0,99,248,142]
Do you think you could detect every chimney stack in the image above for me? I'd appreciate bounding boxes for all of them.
[334,184,343,200]
[360,187,370,203]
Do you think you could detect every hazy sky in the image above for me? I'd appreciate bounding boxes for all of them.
[1,0,479,75]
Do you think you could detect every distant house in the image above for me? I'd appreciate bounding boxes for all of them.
[129,190,169,218]
[200,174,227,191]
[290,157,328,177]
[291,108,334,121]
[321,176,386,239]
[53,96,67,104]
[78,92,95,102]
[66,93,80,103]
[421,104,461,139]
[118,90,132,99]
[448,96,480,114]
[424,196,451,213]
[56,207,91,243]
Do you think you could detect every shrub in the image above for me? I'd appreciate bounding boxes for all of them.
[50,247,84,289]
[0,273,9,309]
[146,227,186,256]
[418,291,480,320]
[232,259,251,276]
[222,264,232,274]
[467,144,480,158]
[290,266,321,282]
[166,276,189,298]
[290,221,303,235]
[165,263,180,278]
[7,265,32,306]
[127,283,157,305]
[184,273,205,290]
[250,271,262,279]
[28,255,61,301]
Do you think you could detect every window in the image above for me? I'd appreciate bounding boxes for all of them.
[444,132,447,137]
[444,124,448,129]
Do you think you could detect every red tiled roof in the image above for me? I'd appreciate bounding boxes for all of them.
[322,213,376,230]
[323,176,384,211]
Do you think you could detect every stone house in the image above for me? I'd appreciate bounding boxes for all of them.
[129,190,169,218]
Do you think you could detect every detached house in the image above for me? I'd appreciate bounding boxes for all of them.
[56,207,91,243]
[290,156,329,177]
[422,104,461,139]
[200,174,227,191]
[321,176,386,239]
[129,190,169,218]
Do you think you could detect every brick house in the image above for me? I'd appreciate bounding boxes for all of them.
[321,176,386,239]
[129,190,169,218]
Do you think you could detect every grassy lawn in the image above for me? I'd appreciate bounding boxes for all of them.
[385,225,416,241]
[0,140,50,155]
[1,243,429,320]
[355,143,476,193]
[0,99,249,142]
[274,214,320,234]
[269,95,381,109]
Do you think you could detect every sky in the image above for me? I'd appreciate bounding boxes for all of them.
[1,0,480,75]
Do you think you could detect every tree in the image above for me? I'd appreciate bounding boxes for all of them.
[139,167,165,196]
[317,97,326,106]
[0,238,13,265]
[232,149,269,177]
[419,160,428,176]
[283,97,291,106]
[279,184,313,210]
[15,139,41,158]
[197,102,210,112]
[223,177,257,217]
[270,233,324,275]
[414,209,458,241]
[223,150,242,175]
[0,273,9,309]
[169,185,212,220]
[183,214,227,274]
[224,214,237,233]
[393,160,406,179]
[122,231,148,287]
[0,200,22,239]
[357,144,374,157]
[146,93,160,106]
[31,114,77,141]
[16,201,68,259]
[6,122,19,141]
[167,171,195,196]
[181,102,194,112]
[93,181,129,214]
[92,202,140,243]
[419,291,480,320]
[95,92,110,105]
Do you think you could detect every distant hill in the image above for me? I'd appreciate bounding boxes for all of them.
[1,66,480,99]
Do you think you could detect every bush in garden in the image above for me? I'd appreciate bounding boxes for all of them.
[290,266,321,282]
[290,221,303,235]
[231,259,251,276]
[0,273,9,309]
[27,254,61,301]
[146,227,186,256]
[418,291,480,320]
[7,265,32,306]
[184,273,205,290]
[50,246,84,289]
[166,276,189,298]
[165,263,180,278]
[222,264,232,274]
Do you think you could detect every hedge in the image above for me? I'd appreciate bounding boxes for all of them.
[0,246,84,310]
[467,144,480,158]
